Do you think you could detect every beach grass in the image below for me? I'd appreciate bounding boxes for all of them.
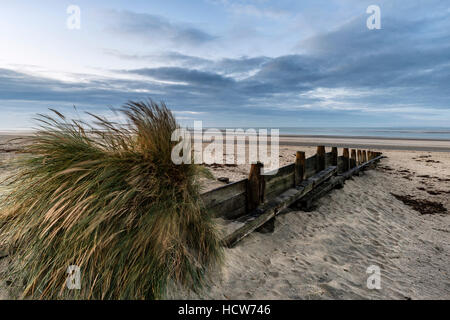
[0,100,222,299]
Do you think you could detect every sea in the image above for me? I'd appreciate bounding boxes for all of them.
[209,127,450,140]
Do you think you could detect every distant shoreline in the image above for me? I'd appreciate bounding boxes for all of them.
[278,135,450,152]
[279,134,450,142]
[1,132,450,152]
[1,131,450,141]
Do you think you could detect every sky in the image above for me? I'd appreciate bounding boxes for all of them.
[0,0,449,129]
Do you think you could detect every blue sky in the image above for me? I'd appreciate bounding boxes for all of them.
[0,0,449,129]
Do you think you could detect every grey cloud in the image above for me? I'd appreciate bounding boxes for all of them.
[104,10,216,46]
[129,67,235,87]
[106,49,270,77]
[2,1,450,126]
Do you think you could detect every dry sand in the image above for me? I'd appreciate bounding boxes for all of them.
[1,134,449,299]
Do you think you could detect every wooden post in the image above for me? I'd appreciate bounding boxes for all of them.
[247,162,265,212]
[368,151,372,160]
[350,149,357,169]
[295,151,305,186]
[357,150,362,165]
[343,148,349,172]
[363,150,367,163]
[331,147,338,166]
[316,146,326,172]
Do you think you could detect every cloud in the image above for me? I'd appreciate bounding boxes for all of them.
[209,0,291,20]
[107,49,270,79]
[128,67,235,87]
[103,49,212,68]
[2,1,450,127]
[104,10,216,46]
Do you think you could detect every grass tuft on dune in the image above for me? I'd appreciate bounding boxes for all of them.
[0,100,222,299]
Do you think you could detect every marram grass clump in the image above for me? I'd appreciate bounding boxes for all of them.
[0,101,222,299]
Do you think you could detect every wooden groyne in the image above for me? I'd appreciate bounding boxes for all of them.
[201,147,384,247]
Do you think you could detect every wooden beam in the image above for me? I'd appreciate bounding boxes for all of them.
[247,162,265,212]
[357,150,362,165]
[363,150,367,163]
[295,151,305,186]
[316,146,326,172]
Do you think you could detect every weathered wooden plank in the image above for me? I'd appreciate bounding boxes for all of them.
[325,152,333,168]
[298,175,345,210]
[264,163,295,184]
[316,146,326,172]
[208,193,247,219]
[350,149,357,169]
[300,155,384,210]
[340,155,384,179]
[308,166,337,188]
[337,156,345,173]
[222,184,310,248]
[222,166,337,248]
[295,151,305,186]
[247,162,265,211]
[331,147,338,166]
[265,172,295,201]
[324,149,337,168]
[201,179,247,208]
[305,155,316,178]
[342,148,349,172]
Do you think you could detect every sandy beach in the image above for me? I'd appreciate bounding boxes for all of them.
[1,134,449,299]
[183,147,450,300]
[184,142,450,300]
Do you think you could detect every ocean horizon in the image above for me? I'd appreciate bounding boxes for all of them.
[200,127,450,140]
[2,126,450,140]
